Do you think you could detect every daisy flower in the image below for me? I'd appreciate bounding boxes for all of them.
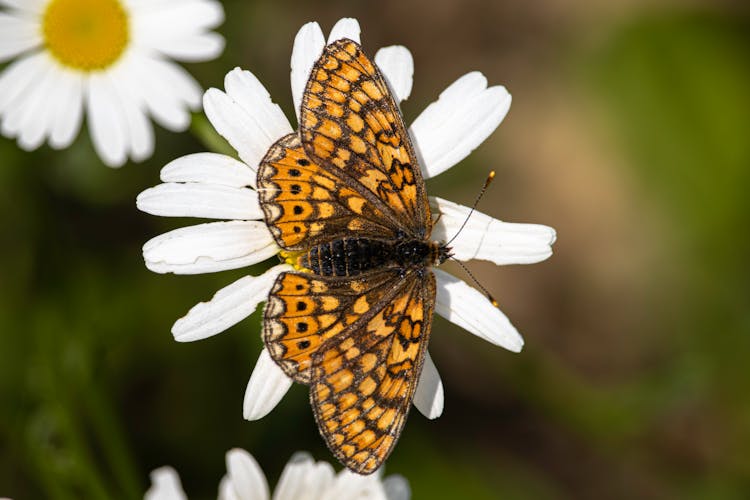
[137,18,556,423]
[145,449,410,500]
[0,0,225,167]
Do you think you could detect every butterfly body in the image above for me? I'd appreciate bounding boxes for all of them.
[258,38,442,474]
[298,237,450,278]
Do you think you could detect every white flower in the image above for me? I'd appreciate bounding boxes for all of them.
[0,0,225,167]
[145,449,410,500]
[137,18,556,422]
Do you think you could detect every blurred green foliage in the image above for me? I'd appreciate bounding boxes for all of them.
[1,2,749,499]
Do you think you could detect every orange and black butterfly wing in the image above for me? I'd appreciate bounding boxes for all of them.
[263,268,403,384]
[309,270,436,474]
[299,39,432,239]
[257,133,398,250]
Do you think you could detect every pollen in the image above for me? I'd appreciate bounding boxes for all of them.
[279,250,310,272]
[43,0,129,71]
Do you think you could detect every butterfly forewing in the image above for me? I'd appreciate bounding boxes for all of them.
[257,133,396,250]
[300,39,432,239]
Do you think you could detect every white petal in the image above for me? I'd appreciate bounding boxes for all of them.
[410,72,511,179]
[243,348,293,421]
[143,221,278,275]
[0,0,47,14]
[204,79,293,173]
[383,475,411,500]
[11,58,59,150]
[328,470,385,500]
[412,351,443,419]
[133,53,201,131]
[327,18,361,45]
[375,46,413,102]
[0,12,41,62]
[172,265,290,342]
[87,73,129,167]
[431,196,556,265]
[132,0,225,61]
[290,21,324,120]
[221,449,270,500]
[272,453,335,500]
[152,31,225,61]
[223,67,293,162]
[145,467,188,500]
[109,65,154,162]
[434,268,523,352]
[160,152,256,189]
[49,69,84,149]
[137,183,262,220]
[0,52,46,115]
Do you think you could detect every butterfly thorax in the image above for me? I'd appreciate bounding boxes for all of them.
[298,238,450,277]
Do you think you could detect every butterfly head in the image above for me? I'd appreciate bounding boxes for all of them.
[432,241,453,266]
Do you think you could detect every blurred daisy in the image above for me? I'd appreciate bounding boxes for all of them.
[145,449,410,500]
[0,0,225,167]
[138,18,555,423]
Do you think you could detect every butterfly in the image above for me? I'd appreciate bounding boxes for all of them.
[256,38,451,475]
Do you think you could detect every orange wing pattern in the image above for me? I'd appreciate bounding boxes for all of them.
[299,39,432,239]
[257,133,397,250]
[310,271,435,474]
[263,268,435,474]
[263,268,400,383]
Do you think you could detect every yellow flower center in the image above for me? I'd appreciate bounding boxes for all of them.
[42,0,129,71]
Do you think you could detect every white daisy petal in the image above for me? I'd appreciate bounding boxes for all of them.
[243,348,293,421]
[145,467,188,500]
[152,32,225,62]
[327,17,361,45]
[204,78,293,173]
[0,0,46,14]
[49,69,84,149]
[0,51,46,115]
[434,268,523,352]
[110,66,154,162]
[221,449,270,500]
[12,58,59,150]
[431,196,556,265]
[132,0,225,61]
[413,351,444,419]
[87,72,129,167]
[0,12,40,62]
[290,21,325,121]
[172,265,290,342]
[410,72,511,179]
[383,475,412,500]
[224,67,293,156]
[375,46,414,102]
[273,453,335,500]
[160,152,256,188]
[328,470,386,500]
[132,54,201,131]
[137,183,262,220]
[143,220,279,275]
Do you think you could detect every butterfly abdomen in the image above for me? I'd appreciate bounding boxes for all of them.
[299,238,387,277]
[299,238,446,277]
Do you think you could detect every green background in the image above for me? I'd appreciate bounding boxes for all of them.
[1,0,749,498]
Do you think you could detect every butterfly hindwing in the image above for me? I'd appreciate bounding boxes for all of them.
[263,268,403,384]
[300,39,432,239]
[310,270,436,474]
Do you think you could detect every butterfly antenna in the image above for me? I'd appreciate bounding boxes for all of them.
[450,257,500,308]
[444,170,496,247]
